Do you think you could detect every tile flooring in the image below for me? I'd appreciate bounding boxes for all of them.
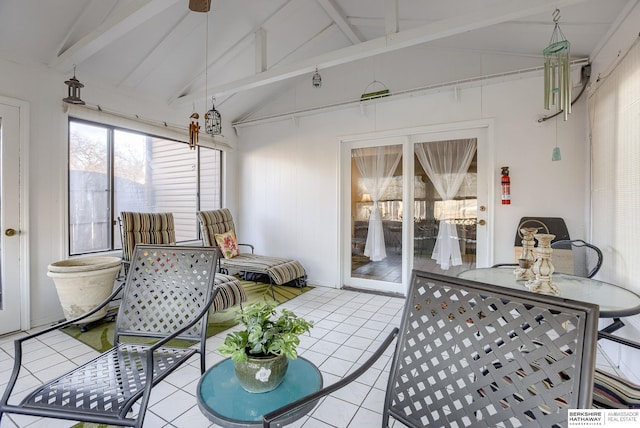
[0,286,623,428]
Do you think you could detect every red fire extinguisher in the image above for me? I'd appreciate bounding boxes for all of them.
[501,166,511,205]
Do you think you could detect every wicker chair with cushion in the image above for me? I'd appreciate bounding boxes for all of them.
[0,245,220,428]
[196,209,307,288]
[120,211,246,312]
[263,270,600,427]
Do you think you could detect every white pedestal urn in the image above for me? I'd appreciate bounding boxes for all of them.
[526,234,561,296]
[47,256,122,323]
[515,227,538,281]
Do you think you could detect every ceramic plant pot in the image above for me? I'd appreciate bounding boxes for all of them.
[233,353,289,393]
[47,256,122,323]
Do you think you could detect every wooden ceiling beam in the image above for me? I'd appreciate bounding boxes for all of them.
[52,0,182,72]
[315,0,363,44]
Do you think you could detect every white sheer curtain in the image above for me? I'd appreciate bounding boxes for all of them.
[354,146,402,261]
[415,139,476,269]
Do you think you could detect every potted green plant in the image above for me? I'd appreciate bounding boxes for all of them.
[218,301,313,393]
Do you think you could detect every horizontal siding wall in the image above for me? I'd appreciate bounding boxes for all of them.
[150,139,199,241]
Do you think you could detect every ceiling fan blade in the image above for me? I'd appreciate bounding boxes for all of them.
[189,0,211,12]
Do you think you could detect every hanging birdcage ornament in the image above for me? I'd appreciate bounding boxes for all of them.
[543,9,571,121]
[205,97,222,135]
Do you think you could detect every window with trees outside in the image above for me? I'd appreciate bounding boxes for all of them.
[68,118,222,256]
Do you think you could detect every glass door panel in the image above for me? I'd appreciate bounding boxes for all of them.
[413,139,478,277]
[350,144,403,285]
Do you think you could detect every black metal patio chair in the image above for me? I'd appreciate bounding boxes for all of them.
[0,245,221,428]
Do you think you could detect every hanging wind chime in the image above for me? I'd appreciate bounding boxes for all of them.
[543,9,571,121]
[188,0,222,150]
[189,112,200,149]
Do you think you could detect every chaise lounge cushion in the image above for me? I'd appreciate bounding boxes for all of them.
[120,211,175,262]
[593,368,640,409]
[212,274,246,313]
[197,209,307,286]
[120,211,246,310]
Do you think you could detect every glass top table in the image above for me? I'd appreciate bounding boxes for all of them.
[458,268,640,318]
[197,356,322,428]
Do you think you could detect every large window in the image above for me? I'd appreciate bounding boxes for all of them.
[69,118,222,255]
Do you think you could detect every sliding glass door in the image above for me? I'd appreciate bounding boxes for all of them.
[341,125,490,295]
[350,143,404,285]
[412,137,479,277]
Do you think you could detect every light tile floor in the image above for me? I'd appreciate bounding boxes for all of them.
[0,286,623,428]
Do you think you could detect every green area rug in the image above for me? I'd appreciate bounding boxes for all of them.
[62,279,313,354]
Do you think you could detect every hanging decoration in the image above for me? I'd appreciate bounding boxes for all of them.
[188,0,211,12]
[205,97,222,135]
[189,112,199,150]
[552,116,562,161]
[62,65,85,105]
[312,68,322,88]
[188,0,222,147]
[543,9,571,121]
[360,80,390,101]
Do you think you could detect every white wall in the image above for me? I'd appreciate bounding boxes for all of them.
[234,72,589,288]
[0,58,238,328]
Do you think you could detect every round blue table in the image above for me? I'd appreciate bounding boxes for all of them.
[197,356,322,427]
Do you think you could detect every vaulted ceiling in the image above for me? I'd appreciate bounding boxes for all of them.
[0,0,635,123]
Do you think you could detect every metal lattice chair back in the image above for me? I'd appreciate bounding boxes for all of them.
[383,271,599,428]
[115,245,218,343]
[551,239,603,278]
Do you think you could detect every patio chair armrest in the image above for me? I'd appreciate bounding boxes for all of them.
[262,327,399,428]
[19,282,124,343]
[0,282,125,407]
[238,243,255,253]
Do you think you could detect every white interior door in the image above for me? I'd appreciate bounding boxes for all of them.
[1,99,28,334]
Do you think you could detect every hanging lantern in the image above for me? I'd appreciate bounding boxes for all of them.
[312,68,322,88]
[63,66,85,105]
[543,9,571,121]
[205,98,222,135]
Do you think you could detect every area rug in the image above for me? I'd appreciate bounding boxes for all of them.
[62,279,313,354]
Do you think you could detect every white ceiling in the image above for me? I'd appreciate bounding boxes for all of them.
[0,0,635,122]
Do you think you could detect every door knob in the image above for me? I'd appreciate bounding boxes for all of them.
[5,228,17,236]
[477,220,486,226]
